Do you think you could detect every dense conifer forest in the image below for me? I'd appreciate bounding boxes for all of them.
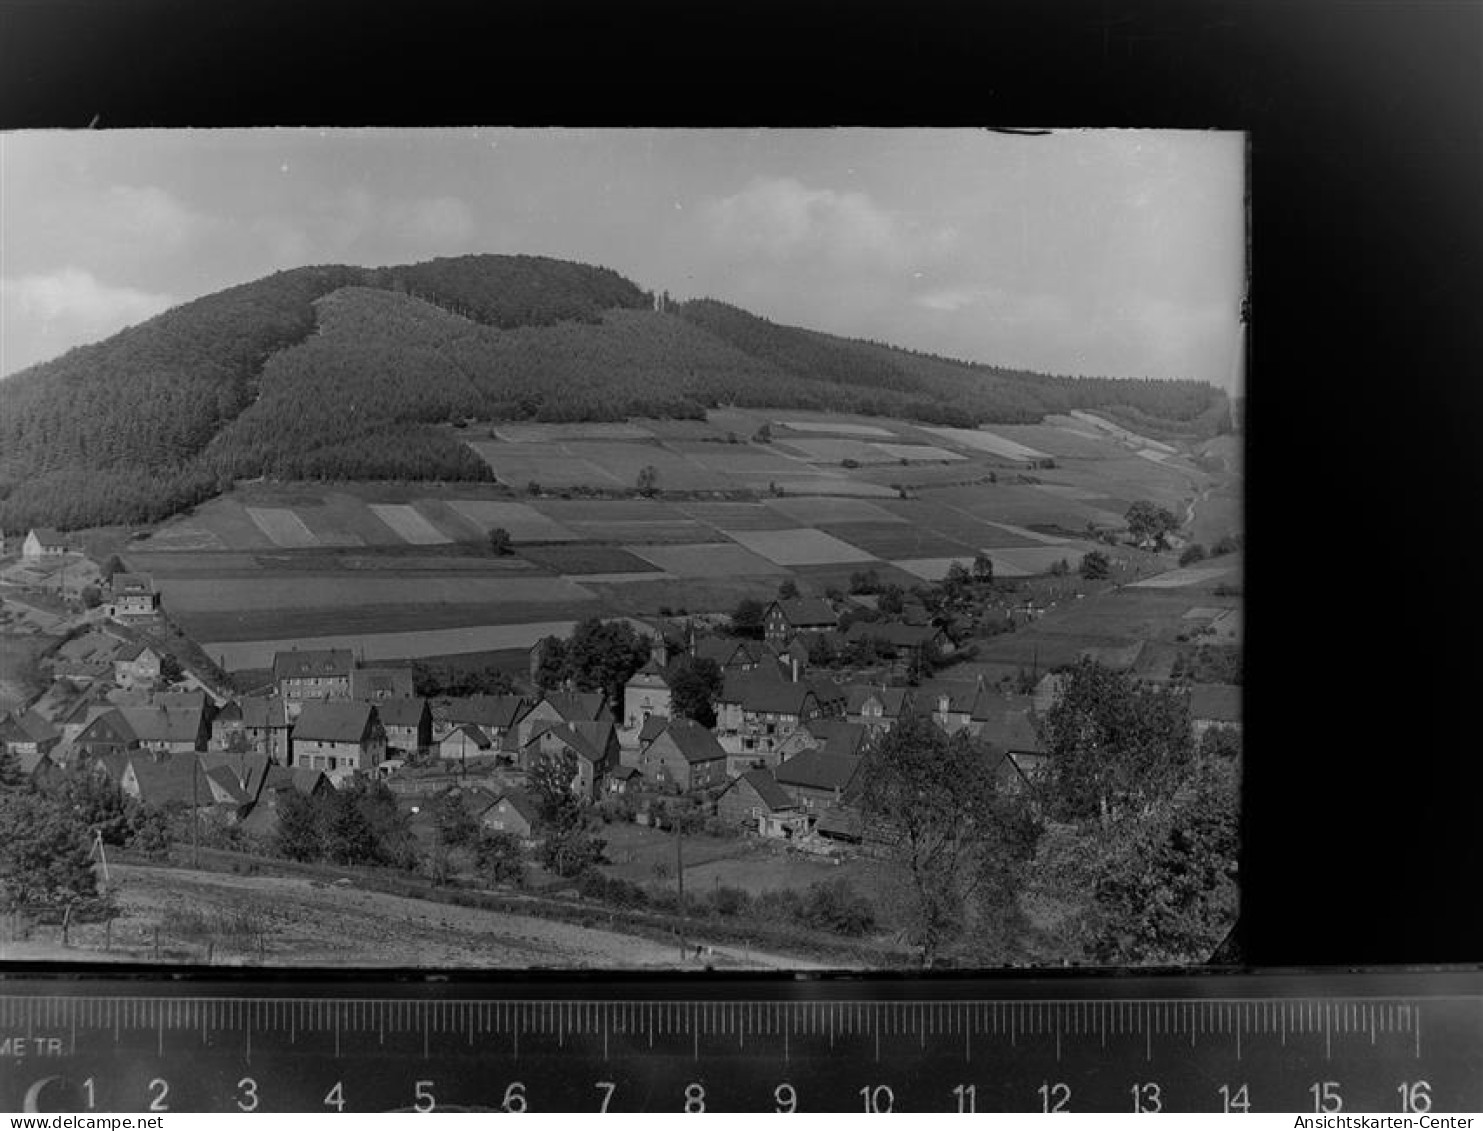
[0,254,1228,531]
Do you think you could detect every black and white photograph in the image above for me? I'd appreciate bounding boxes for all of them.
[0,127,1245,973]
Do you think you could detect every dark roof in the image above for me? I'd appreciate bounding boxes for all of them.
[116,705,206,746]
[375,697,430,728]
[609,764,642,780]
[272,648,355,680]
[111,572,155,595]
[199,751,272,799]
[776,749,861,793]
[0,710,59,745]
[76,710,139,747]
[771,598,838,627]
[1190,683,1242,722]
[492,791,541,825]
[735,768,797,812]
[441,723,492,749]
[815,806,864,840]
[846,685,910,716]
[293,701,378,744]
[126,754,214,808]
[114,641,159,663]
[802,719,870,757]
[694,636,748,667]
[350,667,415,700]
[213,700,243,723]
[151,690,210,711]
[628,658,668,684]
[977,709,1044,754]
[719,673,818,716]
[239,696,290,729]
[442,695,529,730]
[656,717,728,764]
[638,715,670,744]
[915,679,979,714]
[540,691,607,723]
[533,720,616,763]
[28,527,69,547]
[844,621,941,648]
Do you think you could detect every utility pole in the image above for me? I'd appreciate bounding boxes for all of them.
[191,756,200,868]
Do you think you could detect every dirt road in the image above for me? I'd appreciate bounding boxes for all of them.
[1,864,836,970]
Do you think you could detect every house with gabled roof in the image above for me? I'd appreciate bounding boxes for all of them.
[845,685,912,733]
[521,720,618,801]
[272,648,355,710]
[350,666,415,702]
[764,597,839,647]
[716,768,807,838]
[238,696,292,761]
[22,528,74,559]
[637,717,729,793]
[438,723,493,765]
[74,710,141,759]
[693,635,779,674]
[375,697,432,756]
[772,718,871,771]
[714,672,833,758]
[435,694,530,748]
[516,690,608,747]
[775,748,863,812]
[291,701,386,779]
[0,710,60,760]
[481,791,541,842]
[842,619,954,661]
[108,573,159,619]
[116,704,210,753]
[112,641,165,690]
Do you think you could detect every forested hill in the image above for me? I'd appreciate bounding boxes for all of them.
[0,254,1228,532]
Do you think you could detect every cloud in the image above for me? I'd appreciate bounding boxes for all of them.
[702,177,954,268]
[97,184,211,251]
[395,196,476,249]
[1,269,176,375]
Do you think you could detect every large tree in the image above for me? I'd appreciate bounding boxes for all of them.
[667,655,722,728]
[1124,500,1181,549]
[539,618,651,707]
[528,748,605,878]
[859,713,1040,965]
[0,791,99,913]
[1034,658,1195,826]
[729,598,765,639]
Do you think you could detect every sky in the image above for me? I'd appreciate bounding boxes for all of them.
[0,128,1246,388]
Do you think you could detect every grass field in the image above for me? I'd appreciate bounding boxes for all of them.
[725,528,877,567]
[1129,563,1240,589]
[628,542,787,578]
[773,437,895,464]
[773,477,898,498]
[868,442,965,462]
[245,506,322,548]
[672,502,798,530]
[892,556,979,582]
[983,545,1092,576]
[490,421,655,442]
[515,544,662,575]
[921,426,1048,461]
[764,496,906,526]
[1069,411,1178,454]
[816,522,979,559]
[368,504,454,545]
[777,420,897,437]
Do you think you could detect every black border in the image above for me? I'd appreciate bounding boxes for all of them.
[1,0,1480,972]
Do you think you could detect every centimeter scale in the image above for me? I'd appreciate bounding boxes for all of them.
[1,968,1479,1113]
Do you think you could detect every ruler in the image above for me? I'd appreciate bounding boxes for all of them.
[1,969,1478,1112]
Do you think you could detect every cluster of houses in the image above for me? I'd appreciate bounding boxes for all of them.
[1,572,1243,857]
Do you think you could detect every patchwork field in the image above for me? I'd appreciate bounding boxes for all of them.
[816,522,979,560]
[772,478,898,498]
[628,542,786,578]
[204,623,581,676]
[773,437,895,464]
[1129,563,1240,589]
[245,506,322,548]
[673,502,798,531]
[778,420,897,437]
[763,496,905,526]
[869,442,964,462]
[515,544,661,575]
[893,557,979,582]
[983,545,1091,576]
[490,421,655,442]
[159,574,596,613]
[1068,411,1178,454]
[367,504,455,545]
[724,528,877,567]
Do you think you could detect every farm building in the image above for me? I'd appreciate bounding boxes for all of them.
[0,710,61,761]
[22,528,73,559]
[238,696,292,761]
[436,695,531,750]
[209,700,245,751]
[693,636,780,674]
[715,673,831,758]
[350,666,415,702]
[775,718,871,766]
[622,658,672,732]
[273,648,355,708]
[438,723,494,764]
[774,748,863,812]
[375,697,432,757]
[637,717,729,793]
[481,792,541,841]
[842,620,955,661]
[605,764,642,795]
[521,720,618,802]
[1189,683,1242,738]
[108,573,160,618]
[291,701,387,778]
[845,685,913,733]
[764,598,839,647]
[238,764,332,837]
[517,690,608,747]
[716,768,806,838]
[73,711,142,759]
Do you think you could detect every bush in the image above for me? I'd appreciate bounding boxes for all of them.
[709,885,752,917]
[1211,535,1241,556]
[1179,543,1207,566]
[799,878,877,936]
[1079,550,1111,580]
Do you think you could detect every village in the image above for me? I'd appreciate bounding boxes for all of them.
[0,508,1242,967]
